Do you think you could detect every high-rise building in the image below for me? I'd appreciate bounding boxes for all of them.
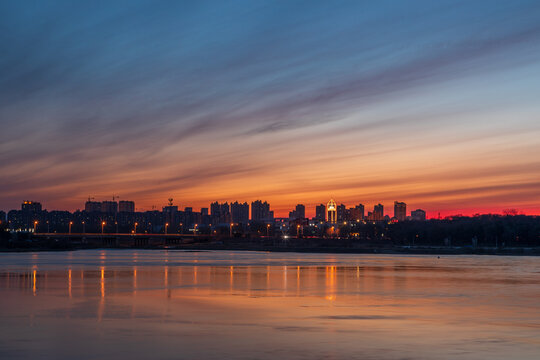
[349,204,364,221]
[21,201,43,213]
[326,199,337,223]
[315,204,326,221]
[295,204,305,219]
[22,201,42,213]
[163,204,179,229]
[85,201,101,212]
[119,200,135,213]
[210,202,220,217]
[373,204,384,221]
[337,204,346,222]
[251,200,271,222]
[19,201,43,231]
[211,202,230,217]
[231,201,249,224]
[411,209,426,221]
[101,201,118,213]
[289,204,306,220]
[211,201,231,224]
[394,201,407,221]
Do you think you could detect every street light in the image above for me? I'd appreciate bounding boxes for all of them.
[82,221,85,234]
[101,221,106,234]
[179,223,183,234]
[230,223,234,237]
[267,223,270,237]
[134,222,138,234]
[165,223,169,235]
[33,220,38,233]
[69,221,73,234]
[297,224,300,237]
[194,224,198,235]
[47,220,50,233]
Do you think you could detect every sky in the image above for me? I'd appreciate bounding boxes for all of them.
[1,0,540,218]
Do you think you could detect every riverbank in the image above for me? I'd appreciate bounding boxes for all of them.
[2,242,539,256]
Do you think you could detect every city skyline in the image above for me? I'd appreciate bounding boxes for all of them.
[2,1,540,217]
[2,196,529,221]
[1,194,536,219]
[3,198,429,236]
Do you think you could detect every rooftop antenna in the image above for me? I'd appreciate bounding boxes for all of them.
[112,195,119,201]
[168,198,174,206]
[87,196,95,202]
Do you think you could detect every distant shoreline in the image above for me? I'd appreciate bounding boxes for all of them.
[1,244,539,256]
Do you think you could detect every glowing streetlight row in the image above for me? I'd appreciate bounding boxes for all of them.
[30,220,259,235]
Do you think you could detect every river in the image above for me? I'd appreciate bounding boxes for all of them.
[0,250,538,359]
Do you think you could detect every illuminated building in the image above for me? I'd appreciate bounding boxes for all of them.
[394,201,407,221]
[15,201,43,231]
[22,201,42,213]
[326,199,337,223]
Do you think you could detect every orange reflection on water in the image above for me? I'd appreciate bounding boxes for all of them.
[164,266,168,287]
[32,269,36,296]
[100,267,105,298]
[0,253,539,360]
[325,266,336,301]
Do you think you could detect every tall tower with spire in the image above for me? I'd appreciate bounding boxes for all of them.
[326,199,337,223]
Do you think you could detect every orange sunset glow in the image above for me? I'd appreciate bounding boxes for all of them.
[2,123,540,218]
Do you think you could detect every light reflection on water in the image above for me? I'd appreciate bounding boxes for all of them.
[0,250,539,360]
